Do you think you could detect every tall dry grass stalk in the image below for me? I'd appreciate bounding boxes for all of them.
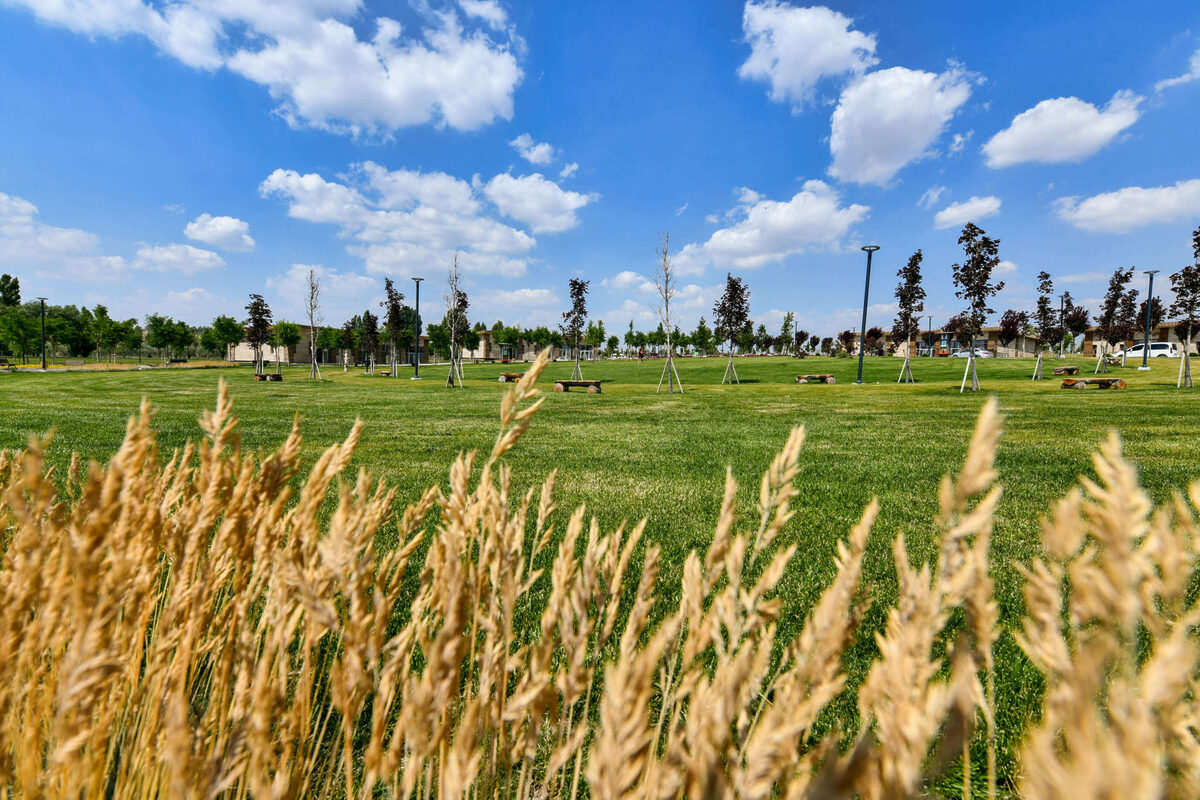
[1,348,1198,798]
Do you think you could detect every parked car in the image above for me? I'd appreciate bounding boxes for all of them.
[951,348,993,358]
[1115,342,1180,359]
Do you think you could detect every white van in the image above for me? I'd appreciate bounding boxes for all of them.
[1115,342,1180,359]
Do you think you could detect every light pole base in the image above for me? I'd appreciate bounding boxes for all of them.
[1137,366,1151,371]
[854,380,864,385]
[410,376,423,380]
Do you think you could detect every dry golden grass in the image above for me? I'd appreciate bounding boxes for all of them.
[1,347,1198,798]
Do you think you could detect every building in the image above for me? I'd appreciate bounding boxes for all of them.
[1081,321,1198,357]
[227,324,432,366]
[882,326,1039,358]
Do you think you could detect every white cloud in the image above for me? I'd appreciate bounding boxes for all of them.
[675,203,688,217]
[475,287,561,327]
[164,286,223,310]
[0,191,126,281]
[933,195,1001,230]
[982,91,1142,168]
[509,133,556,165]
[1058,271,1107,284]
[261,161,591,278]
[265,263,377,320]
[829,66,972,186]
[482,173,596,234]
[674,179,869,274]
[184,213,256,251]
[602,270,654,293]
[1155,49,1200,92]
[8,0,522,135]
[1054,179,1200,233]
[949,130,972,154]
[131,243,225,274]
[995,260,1017,276]
[738,2,877,109]
[558,162,579,179]
[490,288,558,307]
[918,185,947,209]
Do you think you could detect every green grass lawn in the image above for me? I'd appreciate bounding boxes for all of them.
[1,353,1197,790]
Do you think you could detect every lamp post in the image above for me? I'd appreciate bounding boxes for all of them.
[855,245,880,384]
[1139,269,1159,371]
[411,277,424,380]
[1058,294,1066,358]
[926,314,934,358]
[36,297,47,370]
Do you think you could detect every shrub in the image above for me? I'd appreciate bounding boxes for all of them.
[1,349,1198,798]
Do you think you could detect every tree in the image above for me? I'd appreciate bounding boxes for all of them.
[1169,235,1200,387]
[865,326,883,355]
[892,249,926,359]
[779,312,795,355]
[0,307,37,363]
[1033,271,1059,352]
[793,328,809,355]
[713,273,750,383]
[808,334,820,353]
[361,310,379,374]
[1096,268,1134,366]
[820,336,833,354]
[944,314,973,347]
[951,223,1004,391]
[341,318,361,369]
[1116,288,1140,366]
[1063,301,1091,350]
[624,320,637,356]
[0,274,18,307]
[691,317,714,356]
[270,321,301,373]
[244,294,273,376]
[380,278,406,376]
[561,278,589,379]
[1139,297,1165,333]
[653,232,684,391]
[145,313,173,362]
[997,310,1030,352]
[210,315,243,361]
[837,329,856,354]
[606,335,619,356]
[305,268,323,379]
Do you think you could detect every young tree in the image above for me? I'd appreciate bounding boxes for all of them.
[820,335,833,354]
[144,313,173,363]
[342,317,361,370]
[997,309,1030,354]
[793,328,809,355]
[951,223,1004,391]
[0,274,19,307]
[210,315,243,362]
[1095,268,1134,371]
[361,309,379,374]
[1117,288,1140,367]
[244,294,273,376]
[779,312,795,355]
[1032,271,1059,355]
[380,278,406,378]
[713,273,750,383]
[305,268,323,379]
[443,257,468,387]
[1063,301,1091,352]
[865,326,884,356]
[837,329,857,354]
[691,316,714,356]
[892,249,926,361]
[624,320,637,357]
[560,278,589,379]
[1139,297,1165,332]
[653,233,683,392]
[808,334,820,353]
[0,307,37,363]
[270,321,301,374]
[1169,238,1200,387]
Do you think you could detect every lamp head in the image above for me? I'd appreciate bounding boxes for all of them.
[1144,269,1160,276]
[861,245,880,253]
[412,277,424,283]
[36,296,47,301]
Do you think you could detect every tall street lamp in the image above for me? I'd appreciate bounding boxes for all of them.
[36,297,47,370]
[856,245,880,384]
[1139,269,1159,371]
[411,277,424,380]
[925,314,934,358]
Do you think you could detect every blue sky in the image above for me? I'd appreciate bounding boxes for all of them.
[1,0,1198,337]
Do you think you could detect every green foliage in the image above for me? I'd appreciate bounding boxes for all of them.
[0,274,19,307]
[952,223,1004,339]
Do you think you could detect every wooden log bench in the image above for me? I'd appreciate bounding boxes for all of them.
[497,372,523,382]
[553,379,602,393]
[1053,366,1080,376]
[379,370,391,377]
[795,374,837,384]
[1061,377,1126,390]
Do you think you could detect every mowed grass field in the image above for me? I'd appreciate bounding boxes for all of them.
[1,353,1197,784]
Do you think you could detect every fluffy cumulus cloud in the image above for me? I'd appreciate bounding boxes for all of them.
[7,0,522,135]
[131,243,225,274]
[509,133,556,165]
[184,213,256,251]
[828,66,972,186]
[933,195,1001,230]
[0,191,125,281]
[1155,49,1200,92]
[739,2,877,109]
[482,173,597,234]
[260,161,593,277]
[982,91,1142,168]
[265,263,377,319]
[675,180,868,274]
[1054,179,1200,233]
[602,270,654,293]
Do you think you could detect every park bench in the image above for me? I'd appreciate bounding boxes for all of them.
[553,379,603,393]
[1053,366,1080,376]
[795,374,837,384]
[0,358,9,367]
[65,360,84,366]
[497,372,523,382]
[379,370,391,377]
[1061,377,1126,390]
[169,358,188,364]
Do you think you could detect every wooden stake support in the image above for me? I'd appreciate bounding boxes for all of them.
[656,353,684,393]
[721,353,739,385]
